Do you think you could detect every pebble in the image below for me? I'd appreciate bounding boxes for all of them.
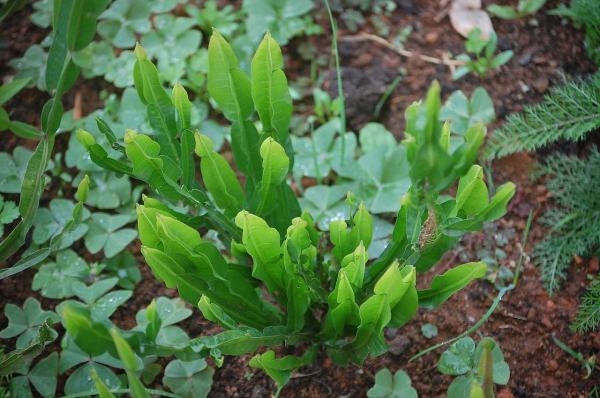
[589,257,599,273]
[532,77,549,93]
[385,328,398,339]
[545,299,556,312]
[518,51,533,66]
[497,389,516,398]
[388,335,411,356]
[424,31,439,44]
[541,315,553,329]
[548,359,559,371]
[251,385,267,398]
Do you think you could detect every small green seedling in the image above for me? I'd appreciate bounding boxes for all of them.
[438,336,510,398]
[367,368,418,398]
[552,335,596,378]
[453,29,513,80]
[488,0,547,19]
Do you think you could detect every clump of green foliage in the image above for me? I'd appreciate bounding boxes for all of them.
[486,75,600,159]
[367,368,417,398]
[438,336,510,398]
[71,30,515,393]
[534,150,600,295]
[453,29,514,80]
[487,0,547,19]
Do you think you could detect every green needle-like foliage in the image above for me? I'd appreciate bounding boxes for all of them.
[486,75,600,159]
[534,149,600,295]
[572,276,600,333]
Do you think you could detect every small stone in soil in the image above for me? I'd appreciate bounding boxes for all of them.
[388,335,411,356]
[497,389,516,398]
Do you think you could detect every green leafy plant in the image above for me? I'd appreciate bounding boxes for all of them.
[0,0,110,263]
[0,78,41,139]
[572,275,600,333]
[453,29,513,80]
[486,75,600,159]
[60,296,213,397]
[0,196,19,237]
[243,0,321,46]
[185,0,240,37]
[441,87,495,136]
[0,147,33,194]
[8,45,47,91]
[552,335,596,378]
[97,0,151,48]
[438,336,510,398]
[487,0,547,19]
[367,368,417,398]
[140,14,202,84]
[533,149,600,295]
[76,31,515,393]
[0,299,58,350]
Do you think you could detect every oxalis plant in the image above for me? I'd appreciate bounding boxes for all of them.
[72,30,515,394]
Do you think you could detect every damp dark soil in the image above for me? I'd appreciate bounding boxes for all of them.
[1,0,598,397]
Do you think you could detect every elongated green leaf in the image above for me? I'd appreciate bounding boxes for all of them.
[66,0,109,51]
[418,262,487,309]
[249,348,315,388]
[91,370,116,398]
[110,328,149,398]
[251,32,293,159]
[207,30,253,122]
[235,211,284,293]
[190,326,288,356]
[0,77,30,106]
[195,133,244,217]
[133,45,179,162]
[254,138,289,215]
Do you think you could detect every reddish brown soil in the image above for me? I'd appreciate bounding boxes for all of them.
[1,1,599,397]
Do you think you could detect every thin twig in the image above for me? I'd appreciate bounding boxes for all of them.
[340,33,466,68]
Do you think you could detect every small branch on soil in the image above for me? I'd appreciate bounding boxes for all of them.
[340,33,466,68]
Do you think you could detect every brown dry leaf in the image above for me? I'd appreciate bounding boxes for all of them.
[449,0,494,39]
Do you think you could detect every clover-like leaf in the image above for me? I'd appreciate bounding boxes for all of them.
[440,87,495,135]
[438,336,476,375]
[243,0,317,45]
[292,119,357,180]
[163,359,214,398]
[355,145,410,214]
[101,251,141,290]
[299,184,351,230]
[72,41,116,79]
[141,15,202,83]
[98,0,152,48]
[0,298,59,349]
[9,352,58,398]
[84,172,132,210]
[60,337,122,396]
[150,0,186,13]
[31,0,53,28]
[32,199,90,245]
[0,196,19,236]
[105,50,136,88]
[85,212,137,258]
[367,368,418,398]
[0,146,33,194]
[8,45,47,91]
[185,1,240,37]
[32,250,90,299]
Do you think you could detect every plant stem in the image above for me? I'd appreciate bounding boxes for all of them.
[323,0,347,166]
